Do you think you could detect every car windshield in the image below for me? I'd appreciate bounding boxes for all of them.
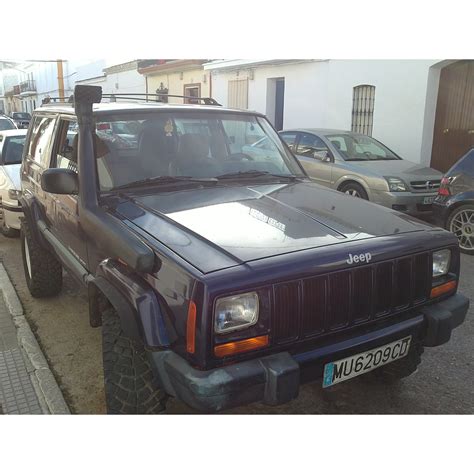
[0,119,16,131]
[326,134,400,161]
[93,111,305,191]
[2,136,26,164]
[12,113,31,120]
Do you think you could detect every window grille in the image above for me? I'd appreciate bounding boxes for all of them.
[351,85,376,136]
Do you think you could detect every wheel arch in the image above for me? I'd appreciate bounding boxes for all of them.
[90,260,175,349]
[336,177,372,199]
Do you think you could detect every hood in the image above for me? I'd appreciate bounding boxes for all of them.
[114,181,433,273]
[2,164,21,190]
[349,159,442,182]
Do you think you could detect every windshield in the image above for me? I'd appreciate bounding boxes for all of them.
[327,134,400,161]
[2,136,26,164]
[12,113,31,120]
[93,112,304,191]
[0,119,16,131]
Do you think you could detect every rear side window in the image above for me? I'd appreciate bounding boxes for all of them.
[279,132,298,152]
[27,115,56,166]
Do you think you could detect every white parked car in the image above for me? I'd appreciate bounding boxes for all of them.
[0,129,27,237]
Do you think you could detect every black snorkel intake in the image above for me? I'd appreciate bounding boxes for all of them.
[74,85,156,274]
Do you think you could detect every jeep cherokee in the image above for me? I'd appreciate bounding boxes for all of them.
[19,86,469,413]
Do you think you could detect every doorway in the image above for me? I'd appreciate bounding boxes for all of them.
[266,77,285,131]
[431,60,474,172]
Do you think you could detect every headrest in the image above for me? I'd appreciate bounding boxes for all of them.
[178,134,210,160]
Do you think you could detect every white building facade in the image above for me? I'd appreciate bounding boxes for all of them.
[205,59,474,172]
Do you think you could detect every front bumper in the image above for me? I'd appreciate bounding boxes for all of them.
[371,190,438,216]
[151,293,469,412]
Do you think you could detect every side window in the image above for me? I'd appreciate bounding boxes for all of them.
[27,115,56,166]
[279,132,297,152]
[296,133,331,160]
[53,120,78,173]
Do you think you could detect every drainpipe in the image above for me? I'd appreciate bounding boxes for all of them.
[57,59,65,100]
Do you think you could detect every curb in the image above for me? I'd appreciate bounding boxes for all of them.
[0,263,70,414]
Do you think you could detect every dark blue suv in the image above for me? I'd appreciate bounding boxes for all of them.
[19,86,469,413]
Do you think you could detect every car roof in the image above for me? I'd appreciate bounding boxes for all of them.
[33,101,265,117]
[0,129,27,137]
[281,128,358,136]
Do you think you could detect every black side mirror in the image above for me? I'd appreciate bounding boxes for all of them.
[41,168,78,195]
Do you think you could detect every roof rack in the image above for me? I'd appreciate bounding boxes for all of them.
[41,95,74,105]
[102,93,221,106]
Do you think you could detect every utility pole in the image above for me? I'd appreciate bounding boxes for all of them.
[57,59,65,100]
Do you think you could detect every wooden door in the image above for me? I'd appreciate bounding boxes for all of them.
[431,61,474,172]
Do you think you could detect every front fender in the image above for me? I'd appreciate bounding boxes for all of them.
[333,174,374,200]
[91,259,176,349]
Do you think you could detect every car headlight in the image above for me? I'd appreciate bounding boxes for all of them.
[8,189,21,200]
[214,292,259,334]
[385,177,408,192]
[432,249,451,278]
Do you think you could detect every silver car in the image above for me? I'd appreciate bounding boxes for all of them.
[280,128,442,216]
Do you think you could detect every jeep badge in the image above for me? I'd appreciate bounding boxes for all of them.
[346,252,372,264]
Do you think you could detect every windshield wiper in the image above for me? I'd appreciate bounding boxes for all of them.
[215,170,303,181]
[111,175,218,191]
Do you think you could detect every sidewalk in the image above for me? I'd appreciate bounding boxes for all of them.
[0,263,69,414]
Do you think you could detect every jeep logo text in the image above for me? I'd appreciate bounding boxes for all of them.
[346,252,372,264]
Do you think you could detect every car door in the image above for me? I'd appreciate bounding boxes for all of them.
[21,113,58,226]
[295,133,333,187]
[48,117,88,269]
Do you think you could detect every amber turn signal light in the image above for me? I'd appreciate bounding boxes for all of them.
[214,335,269,358]
[186,300,197,354]
[430,280,457,299]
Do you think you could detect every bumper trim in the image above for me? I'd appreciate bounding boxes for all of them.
[150,293,469,412]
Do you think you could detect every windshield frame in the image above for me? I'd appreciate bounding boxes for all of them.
[93,109,308,192]
[325,133,402,161]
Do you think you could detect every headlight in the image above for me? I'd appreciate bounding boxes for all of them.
[385,177,408,192]
[8,189,21,200]
[432,249,451,278]
[214,292,259,334]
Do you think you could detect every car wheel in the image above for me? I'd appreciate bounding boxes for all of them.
[102,306,168,414]
[339,182,369,200]
[447,204,474,255]
[1,220,19,238]
[21,221,63,297]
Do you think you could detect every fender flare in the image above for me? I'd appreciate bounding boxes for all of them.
[18,195,48,247]
[90,260,175,349]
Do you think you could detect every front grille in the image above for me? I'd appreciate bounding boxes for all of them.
[272,252,431,344]
[410,180,441,192]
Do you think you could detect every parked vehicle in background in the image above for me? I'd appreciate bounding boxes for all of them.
[0,129,27,236]
[0,115,17,131]
[280,129,442,217]
[11,112,32,129]
[433,148,474,254]
[19,86,468,414]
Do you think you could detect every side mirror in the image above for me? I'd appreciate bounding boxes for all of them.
[41,168,78,195]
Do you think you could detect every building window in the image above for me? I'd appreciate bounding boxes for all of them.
[228,79,248,109]
[351,85,376,136]
[184,84,201,104]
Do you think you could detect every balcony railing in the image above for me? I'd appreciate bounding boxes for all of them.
[19,80,36,94]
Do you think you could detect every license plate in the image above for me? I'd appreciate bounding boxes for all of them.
[322,336,412,388]
[423,196,435,204]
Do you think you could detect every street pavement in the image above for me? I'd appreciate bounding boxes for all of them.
[0,233,472,414]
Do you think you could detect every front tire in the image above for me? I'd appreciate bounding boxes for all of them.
[1,220,19,238]
[102,307,168,414]
[447,204,474,255]
[339,182,369,200]
[21,221,63,297]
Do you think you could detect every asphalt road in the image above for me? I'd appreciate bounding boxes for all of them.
[0,233,472,414]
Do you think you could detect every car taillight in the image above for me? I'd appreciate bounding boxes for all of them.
[438,177,451,196]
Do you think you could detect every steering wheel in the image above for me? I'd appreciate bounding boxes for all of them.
[228,152,254,161]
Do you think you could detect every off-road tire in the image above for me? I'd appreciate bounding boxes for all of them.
[21,221,63,297]
[368,342,424,384]
[102,307,168,414]
[1,220,19,238]
[339,182,369,200]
